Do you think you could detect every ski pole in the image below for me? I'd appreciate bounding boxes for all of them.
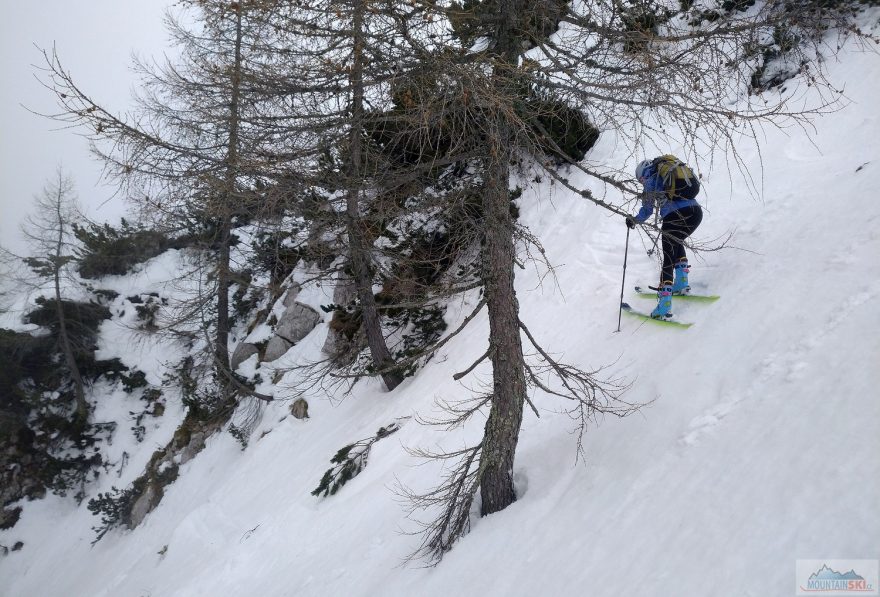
[616,225,630,332]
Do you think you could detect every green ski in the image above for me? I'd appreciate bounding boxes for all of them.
[634,286,720,302]
[620,303,693,329]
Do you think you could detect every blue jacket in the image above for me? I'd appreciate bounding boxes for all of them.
[632,163,700,223]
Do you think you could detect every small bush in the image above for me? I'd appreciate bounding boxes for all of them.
[524,95,600,164]
[85,357,130,382]
[0,507,22,530]
[312,423,401,497]
[231,269,265,325]
[389,306,448,377]
[1,313,120,530]
[92,289,120,303]
[168,217,241,252]
[0,328,56,406]
[74,219,172,279]
[251,231,302,286]
[87,486,135,544]
[134,298,161,332]
[130,389,163,444]
[120,370,148,393]
[322,303,363,342]
[24,297,111,359]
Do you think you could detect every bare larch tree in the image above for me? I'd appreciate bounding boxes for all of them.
[38,1,282,403]
[19,170,89,427]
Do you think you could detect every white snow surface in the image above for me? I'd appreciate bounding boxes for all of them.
[3,38,880,597]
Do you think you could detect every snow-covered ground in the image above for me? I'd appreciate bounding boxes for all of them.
[3,32,879,597]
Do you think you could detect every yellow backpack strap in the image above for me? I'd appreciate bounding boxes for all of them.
[656,155,694,198]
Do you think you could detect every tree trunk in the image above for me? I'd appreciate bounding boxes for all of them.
[54,276,88,427]
[52,192,88,427]
[478,127,528,515]
[215,5,243,382]
[216,216,232,375]
[479,0,528,516]
[344,0,403,391]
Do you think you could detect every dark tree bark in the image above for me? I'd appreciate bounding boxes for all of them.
[215,5,243,382]
[344,0,404,392]
[478,0,529,515]
[478,134,528,514]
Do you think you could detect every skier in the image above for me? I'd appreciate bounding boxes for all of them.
[626,155,703,318]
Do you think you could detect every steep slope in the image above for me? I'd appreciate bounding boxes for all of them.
[2,36,879,597]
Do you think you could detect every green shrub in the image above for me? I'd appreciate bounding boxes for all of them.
[24,298,110,345]
[363,94,466,172]
[322,303,363,342]
[364,67,598,174]
[91,289,120,303]
[388,306,448,377]
[1,312,119,530]
[87,486,136,544]
[134,298,161,332]
[251,230,302,286]
[524,95,600,164]
[168,216,241,253]
[311,423,401,497]
[74,219,172,279]
[231,269,265,325]
[85,357,130,381]
[24,297,111,368]
[721,0,756,11]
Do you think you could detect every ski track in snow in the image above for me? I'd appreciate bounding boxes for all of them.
[682,283,880,446]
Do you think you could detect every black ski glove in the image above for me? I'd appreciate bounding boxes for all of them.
[625,216,636,229]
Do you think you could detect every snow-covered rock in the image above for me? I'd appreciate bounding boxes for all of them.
[275,302,320,344]
[262,336,291,362]
[281,282,302,308]
[230,342,259,371]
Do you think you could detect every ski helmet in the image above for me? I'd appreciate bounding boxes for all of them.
[635,159,652,180]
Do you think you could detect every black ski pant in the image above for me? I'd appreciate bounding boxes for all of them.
[660,206,703,284]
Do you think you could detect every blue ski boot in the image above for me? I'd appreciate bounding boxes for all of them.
[671,259,690,295]
[651,282,674,319]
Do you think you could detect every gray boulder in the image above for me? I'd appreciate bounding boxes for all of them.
[128,482,161,528]
[263,336,293,362]
[178,430,209,466]
[275,302,321,344]
[290,398,309,420]
[322,275,358,358]
[282,283,302,308]
[230,342,259,371]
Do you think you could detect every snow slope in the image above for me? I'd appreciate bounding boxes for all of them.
[2,33,879,597]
